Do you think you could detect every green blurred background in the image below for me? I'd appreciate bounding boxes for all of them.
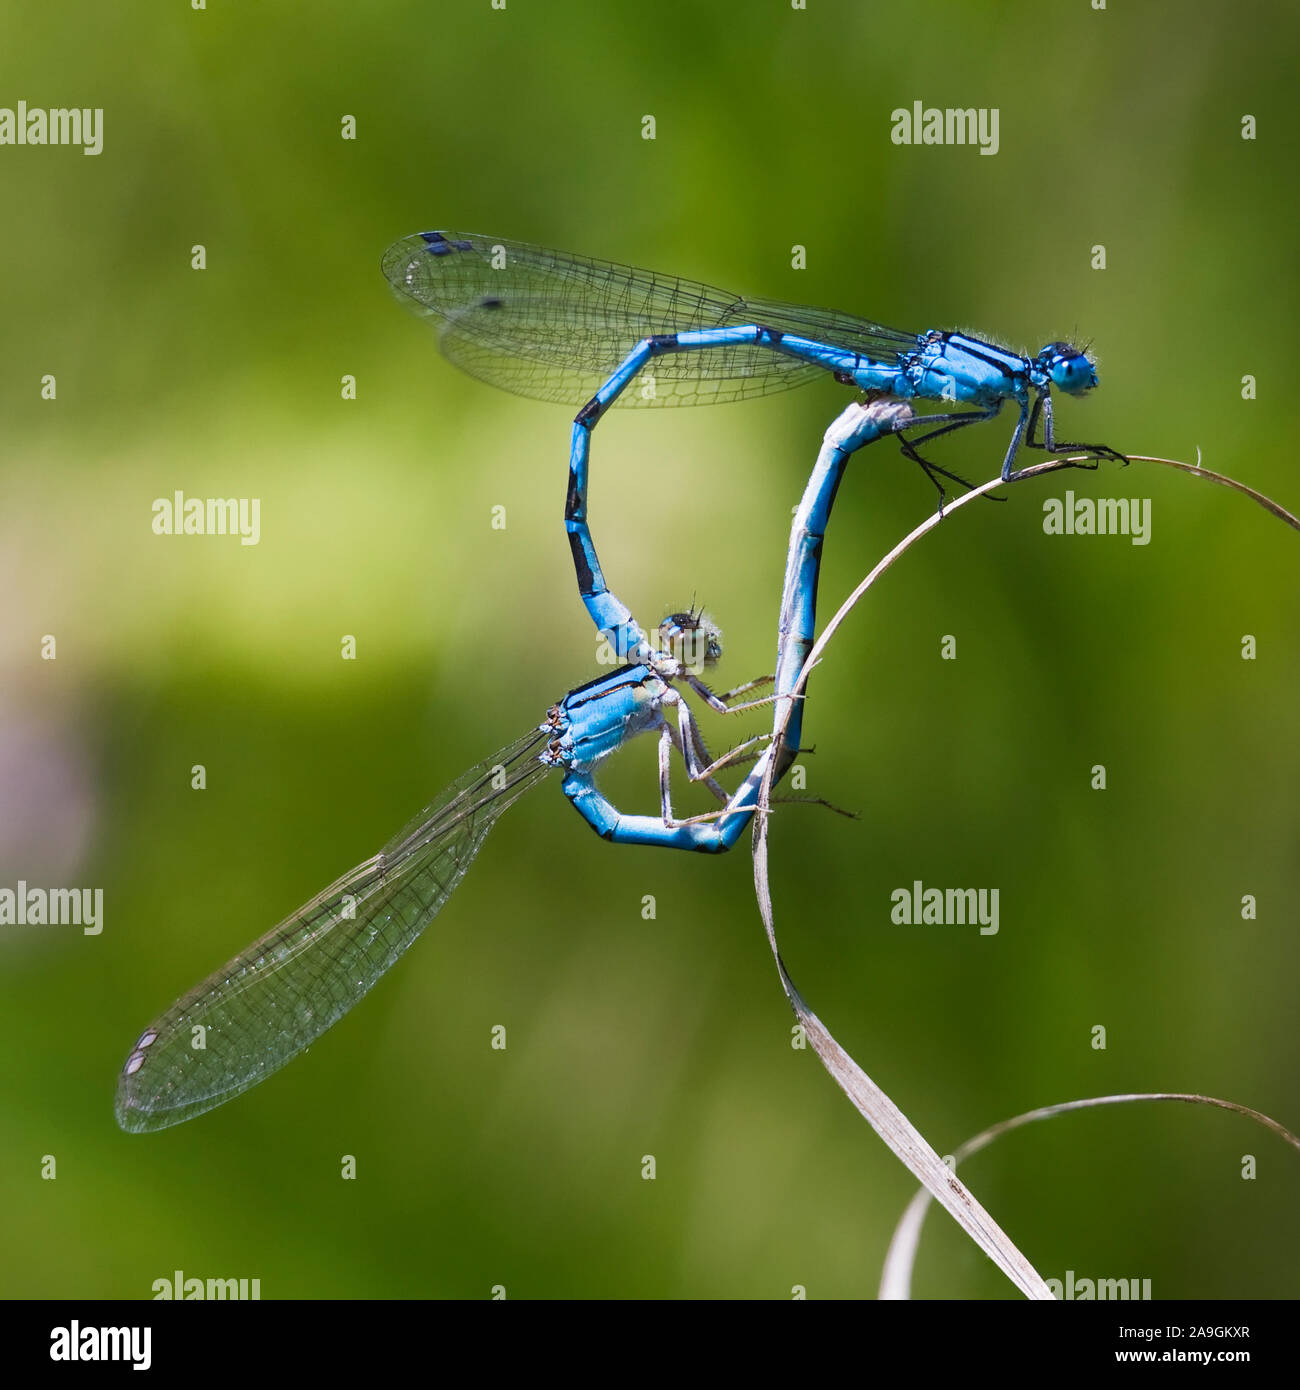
[1,1,1296,1299]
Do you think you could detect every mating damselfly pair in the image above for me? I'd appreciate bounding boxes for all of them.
[115,232,1121,1132]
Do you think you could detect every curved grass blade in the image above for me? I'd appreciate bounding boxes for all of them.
[879,1093,1300,1299]
[751,447,1297,1297]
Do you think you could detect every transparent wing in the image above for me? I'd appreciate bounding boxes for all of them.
[380,230,921,408]
[115,729,553,1133]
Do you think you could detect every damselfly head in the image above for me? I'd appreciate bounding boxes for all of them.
[658,608,723,668]
[1040,342,1099,396]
